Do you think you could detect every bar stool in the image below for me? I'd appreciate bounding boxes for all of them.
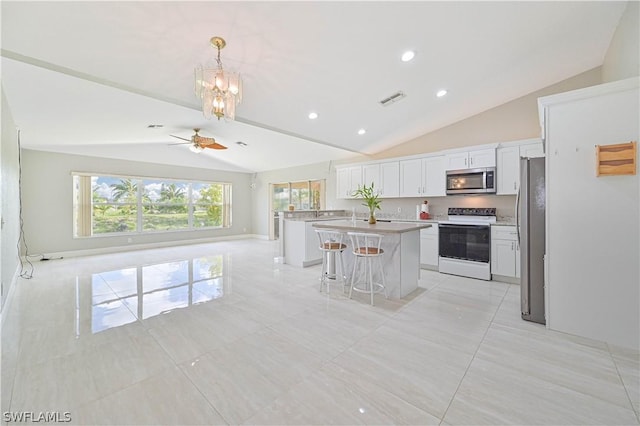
[348,232,387,306]
[315,229,348,293]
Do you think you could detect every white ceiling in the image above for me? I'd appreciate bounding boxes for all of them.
[0,1,628,173]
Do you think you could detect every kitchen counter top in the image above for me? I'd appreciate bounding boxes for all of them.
[282,216,350,222]
[312,219,432,234]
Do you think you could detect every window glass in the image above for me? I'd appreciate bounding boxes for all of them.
[73,174,231,237]
[91,176,138,235]
[271,180,325,211]
[142,179,189,231]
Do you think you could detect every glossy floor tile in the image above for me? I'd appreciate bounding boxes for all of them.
[2,240,638,425]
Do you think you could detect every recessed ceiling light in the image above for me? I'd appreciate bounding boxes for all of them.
[358,129,366,135]
[147,124,164,128]
[436,89,448,98]
[401,51,415,62]
[308,112,318,119]
[236,141,248,147]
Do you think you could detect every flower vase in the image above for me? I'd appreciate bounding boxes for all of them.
[368,212,376,224]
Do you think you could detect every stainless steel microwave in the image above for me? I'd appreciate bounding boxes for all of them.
[446,167,496,195]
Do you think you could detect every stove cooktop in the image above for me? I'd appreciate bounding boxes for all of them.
[447,207,496,217]
[440,207,497,225]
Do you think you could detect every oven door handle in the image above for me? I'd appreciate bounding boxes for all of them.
[439,223,490,230]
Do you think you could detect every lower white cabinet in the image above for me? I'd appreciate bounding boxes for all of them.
[491,225,520,278]
[420,224,439,268]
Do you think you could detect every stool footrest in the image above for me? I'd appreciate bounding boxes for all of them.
[351,281,385,295]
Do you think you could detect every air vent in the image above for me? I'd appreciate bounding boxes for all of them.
[379,91,406,107]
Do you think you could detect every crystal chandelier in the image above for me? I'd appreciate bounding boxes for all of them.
[194,36,242,121]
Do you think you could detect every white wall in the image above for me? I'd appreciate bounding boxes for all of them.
[21,150,254,255]
[1,89,21,311]
[602,1,640,83]
[542,78,639,349]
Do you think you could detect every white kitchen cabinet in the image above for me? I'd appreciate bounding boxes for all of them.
[362,163,380,193]
[445,148,496,170]
[399,156,446,197]
[420,224,439,269]
[379,161,400,198]
[520,141,545,158]
[445,152,469,170]
[496,146,520,195]
[496,139,544,195]
[283,220,322,267]
[336,166,362,199]
[399,158,422,197]
[361,161,399,198]
[422,156,446,196]
[491,225,519,279]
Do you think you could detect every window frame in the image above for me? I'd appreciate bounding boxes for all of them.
[72,172,232,238]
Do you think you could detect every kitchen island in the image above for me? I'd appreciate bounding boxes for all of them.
[313,220,432,299]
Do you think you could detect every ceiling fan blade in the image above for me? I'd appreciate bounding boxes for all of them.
[194,135,227,150]
[170,134,192,142]
[204,142,228,150]
[168,141,191,146]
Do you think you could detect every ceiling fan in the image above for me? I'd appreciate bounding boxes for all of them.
[169,128,227,152]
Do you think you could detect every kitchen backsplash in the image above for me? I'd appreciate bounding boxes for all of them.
[332,195,516,221]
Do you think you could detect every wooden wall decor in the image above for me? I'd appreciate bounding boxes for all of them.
[596,141,636,176]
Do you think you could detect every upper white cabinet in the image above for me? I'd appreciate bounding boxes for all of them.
[399,156,446,197]
[399,158,423,197]
[361,161,399,198]
[379,161,400,198]
[336,165,362,199]
[361,164,380,193]
[496,139,545,195]
[496,146,520,195]
[445,148,496,170]
[422,156,446,197]
[520,141,545,158]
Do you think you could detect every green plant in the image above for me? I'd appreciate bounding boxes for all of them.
[352,182,381,216]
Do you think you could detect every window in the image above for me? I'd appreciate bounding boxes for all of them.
[73,174,231,237]
[271,180,325,211]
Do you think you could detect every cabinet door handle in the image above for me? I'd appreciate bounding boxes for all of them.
[465,158,468,166]
[511,241,515,250]
[470,157,473,166]
[513,182,516,190]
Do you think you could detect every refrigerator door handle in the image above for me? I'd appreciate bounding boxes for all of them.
[515,186,521,245]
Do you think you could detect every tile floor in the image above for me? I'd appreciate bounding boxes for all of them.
[1,239,638,425]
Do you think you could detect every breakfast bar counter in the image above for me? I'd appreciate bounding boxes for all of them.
[313,220,432,298]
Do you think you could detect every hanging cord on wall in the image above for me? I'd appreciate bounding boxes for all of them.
[16,129,34,279]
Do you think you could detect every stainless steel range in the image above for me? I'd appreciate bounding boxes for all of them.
[438,207,496,280]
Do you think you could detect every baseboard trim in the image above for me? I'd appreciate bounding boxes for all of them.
[37,234,270,260]
[491,274,520,284]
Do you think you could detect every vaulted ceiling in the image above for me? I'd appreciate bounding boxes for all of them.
[1,1,628,172]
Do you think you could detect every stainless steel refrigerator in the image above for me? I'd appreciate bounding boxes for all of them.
[517,157,545,324]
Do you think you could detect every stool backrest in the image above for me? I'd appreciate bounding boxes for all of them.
[348,232,384,256]
[315,229,346,251]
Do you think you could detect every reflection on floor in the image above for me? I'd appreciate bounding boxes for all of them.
[90,255,226,332]
[2,239,639,425]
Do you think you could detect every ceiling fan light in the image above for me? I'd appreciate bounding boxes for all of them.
[189,144,204,153]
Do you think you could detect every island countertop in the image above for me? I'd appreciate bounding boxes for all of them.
[312,219,432,234]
